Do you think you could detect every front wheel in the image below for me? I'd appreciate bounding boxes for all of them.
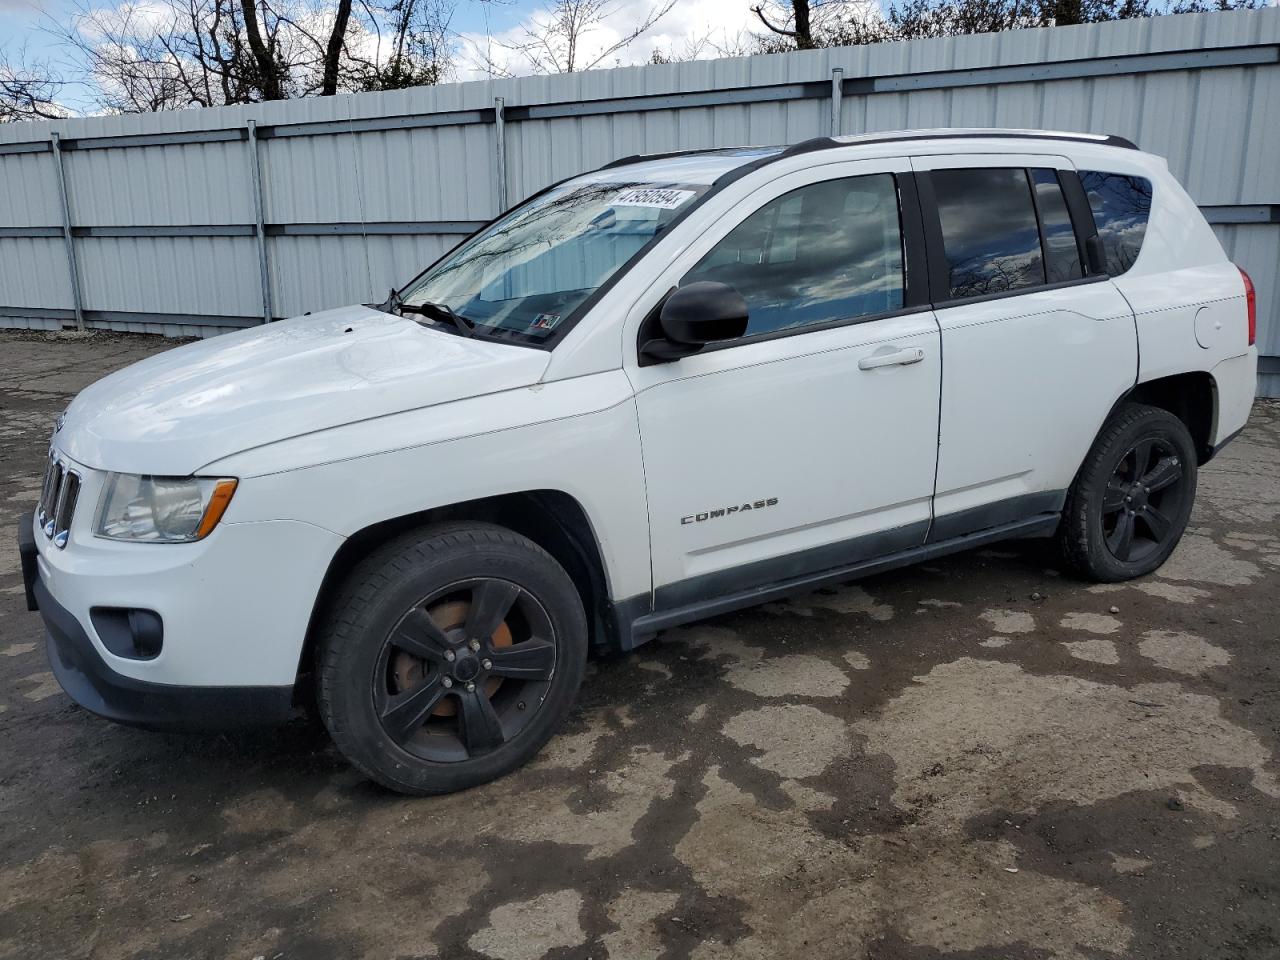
[1058,402,1198,582]
[317,523,587,795]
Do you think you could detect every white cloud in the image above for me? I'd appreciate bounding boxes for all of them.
[454,0,763,80]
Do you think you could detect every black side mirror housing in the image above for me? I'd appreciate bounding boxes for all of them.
[639,281,749,365]
[1085,234,1108,275]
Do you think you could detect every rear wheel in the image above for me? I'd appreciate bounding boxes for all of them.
[317,523,587,795]
[1058,402,1197,582]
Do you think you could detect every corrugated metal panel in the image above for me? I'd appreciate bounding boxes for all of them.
[0,238,73,308]
[76,237,261,315]
[0,152,61,227]
[63,141,255,226]
[269,235,378,315]
[0,7,1276,394]
[1215,223,1280,359]
[264,234,454,316]
[0,314,228,337]
[351,124,496,223]
[0,316,62,332]
[261,127,367,225]
[361,234,457,300]
[80,318,225,338]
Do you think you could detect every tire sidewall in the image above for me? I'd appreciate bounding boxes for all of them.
[1078,408,1198,580]
[320,529,587,794]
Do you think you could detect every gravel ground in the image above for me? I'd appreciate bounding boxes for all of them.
[1,330,1278,960]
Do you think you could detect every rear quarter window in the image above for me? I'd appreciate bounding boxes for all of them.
[1079,171,1153,276]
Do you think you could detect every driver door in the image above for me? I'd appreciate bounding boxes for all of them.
[626,159,942,613]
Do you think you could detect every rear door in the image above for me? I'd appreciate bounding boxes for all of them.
[911,154,1138,538]
[626,159,942,610]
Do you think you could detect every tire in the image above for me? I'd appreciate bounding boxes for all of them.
[1058,402,1198,582]
[316,522,587,795]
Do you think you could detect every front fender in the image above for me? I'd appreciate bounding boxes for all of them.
[209,372,651,603]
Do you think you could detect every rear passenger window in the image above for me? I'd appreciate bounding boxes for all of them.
[1079,171,1153,275]
[1030,169,1083,283]
[932,168,1045,299]
[683,174,905,337]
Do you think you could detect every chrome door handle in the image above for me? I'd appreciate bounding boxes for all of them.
[858,347,925,371]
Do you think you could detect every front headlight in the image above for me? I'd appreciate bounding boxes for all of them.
[95,474,238,543]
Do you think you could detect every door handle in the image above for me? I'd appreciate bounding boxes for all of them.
[858,346,925,371]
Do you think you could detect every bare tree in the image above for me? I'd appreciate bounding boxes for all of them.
[238,0,287,99]
[320,0,355,94]
[52,0,457,112]
[471,0,676,76]
[0,48,66,122]
[768,0,1264,50]
[346,0,457,90]
[649,27,758,63]
[751,0,879,49]
[40,0,1265,114]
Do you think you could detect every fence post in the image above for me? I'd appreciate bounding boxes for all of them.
[49,133,84,333]
[830,68,844,137]
[494,97,508,215]
[246,120,273,323]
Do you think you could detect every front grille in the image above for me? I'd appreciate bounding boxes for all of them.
[36,453,81,549]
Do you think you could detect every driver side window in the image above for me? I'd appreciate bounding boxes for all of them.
[682,174,905,337]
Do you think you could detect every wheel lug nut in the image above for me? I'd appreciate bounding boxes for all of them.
[469,639,480,652]
[466,682,475,692]
[482,659,492,670]
[442,677,453,688]
[445,649,455,661]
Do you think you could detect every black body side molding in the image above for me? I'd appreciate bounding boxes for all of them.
[611,494,1065,650]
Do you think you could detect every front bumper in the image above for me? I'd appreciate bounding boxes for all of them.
[18,512,306,731]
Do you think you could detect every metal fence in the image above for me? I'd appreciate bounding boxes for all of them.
[1,8,1278,395]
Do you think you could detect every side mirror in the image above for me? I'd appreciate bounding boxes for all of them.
[1084,234,1108,275]
[639,282,749,365]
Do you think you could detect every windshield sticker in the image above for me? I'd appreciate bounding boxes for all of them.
[612,188,696,210]
[532,313,562,331]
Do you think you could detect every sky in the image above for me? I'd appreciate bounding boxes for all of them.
[0,0,769,114]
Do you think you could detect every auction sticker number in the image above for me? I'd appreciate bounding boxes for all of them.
[612,188,696,210]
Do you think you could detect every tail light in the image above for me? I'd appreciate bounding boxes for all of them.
[1238,266,1256,346]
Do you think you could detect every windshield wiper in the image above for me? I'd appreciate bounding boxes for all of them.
[406,300,475,338]
[377,288,474,338]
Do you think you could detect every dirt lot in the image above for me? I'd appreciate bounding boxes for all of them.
[1,329,1278,960]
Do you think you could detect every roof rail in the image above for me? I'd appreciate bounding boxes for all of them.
[604,129,1138,172]
[599,146,782,170]
[820,129,1139,151]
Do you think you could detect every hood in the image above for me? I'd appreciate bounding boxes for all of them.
[58,305,551,475]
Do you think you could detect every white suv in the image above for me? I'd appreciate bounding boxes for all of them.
[19,129,1259,794]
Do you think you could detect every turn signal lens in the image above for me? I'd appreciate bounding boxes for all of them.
[196,479,238,540]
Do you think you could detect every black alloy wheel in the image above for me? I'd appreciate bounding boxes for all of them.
[1100,436,1190,564]
[1058,402,1199,582]
[318,523,587,795]
[374,578,557,763]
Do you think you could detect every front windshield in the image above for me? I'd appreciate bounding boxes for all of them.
[399,179,708,343]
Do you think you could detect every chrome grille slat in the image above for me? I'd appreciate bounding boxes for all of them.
[53,472,79,548]
[41,462,63,536]
[36,456,59,528]
[37,453,79,549]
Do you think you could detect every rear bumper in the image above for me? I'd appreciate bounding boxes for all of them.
[1209,350,1258,457]
[20,513,295,731]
